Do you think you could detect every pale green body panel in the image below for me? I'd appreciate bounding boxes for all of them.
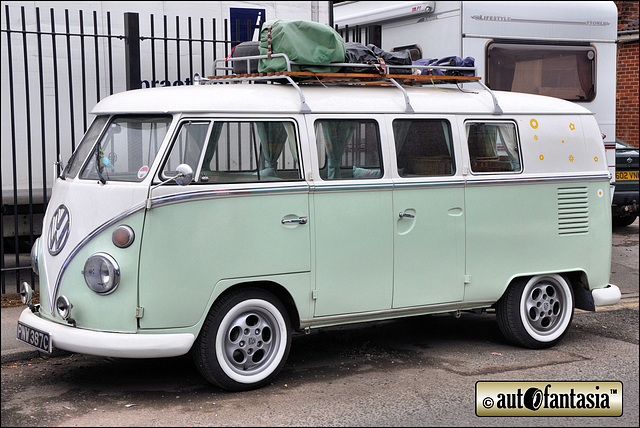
[37,213,145,333]
[138,192,310,329]
[392,185,466,308]
[464,180,612,302]
[311,188,394,316]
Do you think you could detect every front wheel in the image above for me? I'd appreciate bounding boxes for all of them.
[496,274,574,349]
[193,288,291,391]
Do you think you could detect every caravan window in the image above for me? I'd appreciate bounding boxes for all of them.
[486,43,596,102]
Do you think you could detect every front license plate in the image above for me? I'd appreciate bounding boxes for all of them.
[17,321,52,354]
[616,170,639,181]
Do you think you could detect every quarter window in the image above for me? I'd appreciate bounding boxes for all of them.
[466,122,522,173]
[487,43,595,102]
[393,119,455,176]
[315,119,383,180]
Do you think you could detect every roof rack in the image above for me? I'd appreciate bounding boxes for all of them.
[196,53,502,115]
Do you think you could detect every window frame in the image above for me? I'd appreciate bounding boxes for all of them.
[486,41,596,102]
[313,118,385,181]
[391,118,457,178]
[464,119,523,175]
[159,117,304,185]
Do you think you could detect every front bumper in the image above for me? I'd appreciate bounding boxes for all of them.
[592,284,622,307]
[18,308,195,358]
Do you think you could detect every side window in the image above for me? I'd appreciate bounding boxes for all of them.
[164,120,301,183]
[393,119,455,176]
[315,119,382,180]
[466,122,522,173]
[164,121,210,176]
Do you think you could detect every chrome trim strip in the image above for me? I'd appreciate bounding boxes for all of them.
[148,184,310,208]
[312,183,394,192]
[301,300,496,327]
[50,202,147,314]
[465,172,610,186]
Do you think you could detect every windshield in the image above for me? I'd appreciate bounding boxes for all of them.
[79,115,173,182]
[64,116,109,179]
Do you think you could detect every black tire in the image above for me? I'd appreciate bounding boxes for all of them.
[613,213,637,228]
[495,274,574,349]
[193,288,291,391]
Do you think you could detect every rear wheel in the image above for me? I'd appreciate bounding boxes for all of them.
[193,288,291,391]
[496,274,574,349]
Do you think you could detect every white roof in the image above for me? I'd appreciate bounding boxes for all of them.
[92,83,591,116]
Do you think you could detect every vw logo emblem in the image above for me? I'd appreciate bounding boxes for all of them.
[48,205,71,256]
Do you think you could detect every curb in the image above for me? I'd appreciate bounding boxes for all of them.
[1,348,41,365]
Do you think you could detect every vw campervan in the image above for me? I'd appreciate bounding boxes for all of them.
[18,59,621,391]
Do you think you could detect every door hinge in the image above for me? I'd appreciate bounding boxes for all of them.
[135,307,145,319]
[312,290,317,300]
[464,275,472,284]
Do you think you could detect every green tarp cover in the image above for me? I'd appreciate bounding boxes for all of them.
[258,19,346,73]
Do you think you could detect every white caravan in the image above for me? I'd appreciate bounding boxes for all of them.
[334,1,619,196]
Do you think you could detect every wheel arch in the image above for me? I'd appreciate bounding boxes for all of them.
[207,280,301,332]
[496,270,593,311]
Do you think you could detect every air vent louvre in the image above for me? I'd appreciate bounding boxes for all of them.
[557,187,589,235]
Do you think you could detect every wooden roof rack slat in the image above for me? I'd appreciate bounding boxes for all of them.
[201,53,501,115]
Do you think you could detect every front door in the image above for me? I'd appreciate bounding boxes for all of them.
[138,118,311,329]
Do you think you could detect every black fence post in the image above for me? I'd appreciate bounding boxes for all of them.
[124,12,141,90]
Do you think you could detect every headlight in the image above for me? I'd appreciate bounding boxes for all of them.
[83,253,120,295]
[30,238,39,275]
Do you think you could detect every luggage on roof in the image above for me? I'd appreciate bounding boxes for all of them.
[258,19,346,73]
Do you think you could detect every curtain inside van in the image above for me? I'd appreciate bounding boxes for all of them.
[316,121,358,179]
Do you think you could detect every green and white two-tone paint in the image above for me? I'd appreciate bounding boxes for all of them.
[19,80,620,391]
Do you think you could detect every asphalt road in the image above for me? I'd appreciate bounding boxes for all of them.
[1,220,638,427]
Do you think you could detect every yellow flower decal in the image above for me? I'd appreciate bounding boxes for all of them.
[539,154,544,161]
[569,155,575,162]
[534,135,538,141]
[562,140,565,144]
[598,189,604,198]
[530,119,539,129]
[594,156,599,162]
[569,123,575,131]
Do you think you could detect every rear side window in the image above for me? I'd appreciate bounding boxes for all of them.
[393,119,455,176]
[487,43,595,102]
[466,121,522,173]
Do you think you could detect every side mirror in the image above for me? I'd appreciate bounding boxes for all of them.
[146,164,194,209]
[174,164,193,186]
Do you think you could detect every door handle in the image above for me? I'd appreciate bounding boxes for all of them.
[281,216,308,225]
[399,212,415,219]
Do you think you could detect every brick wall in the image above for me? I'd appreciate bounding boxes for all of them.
[615,1,639,147]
